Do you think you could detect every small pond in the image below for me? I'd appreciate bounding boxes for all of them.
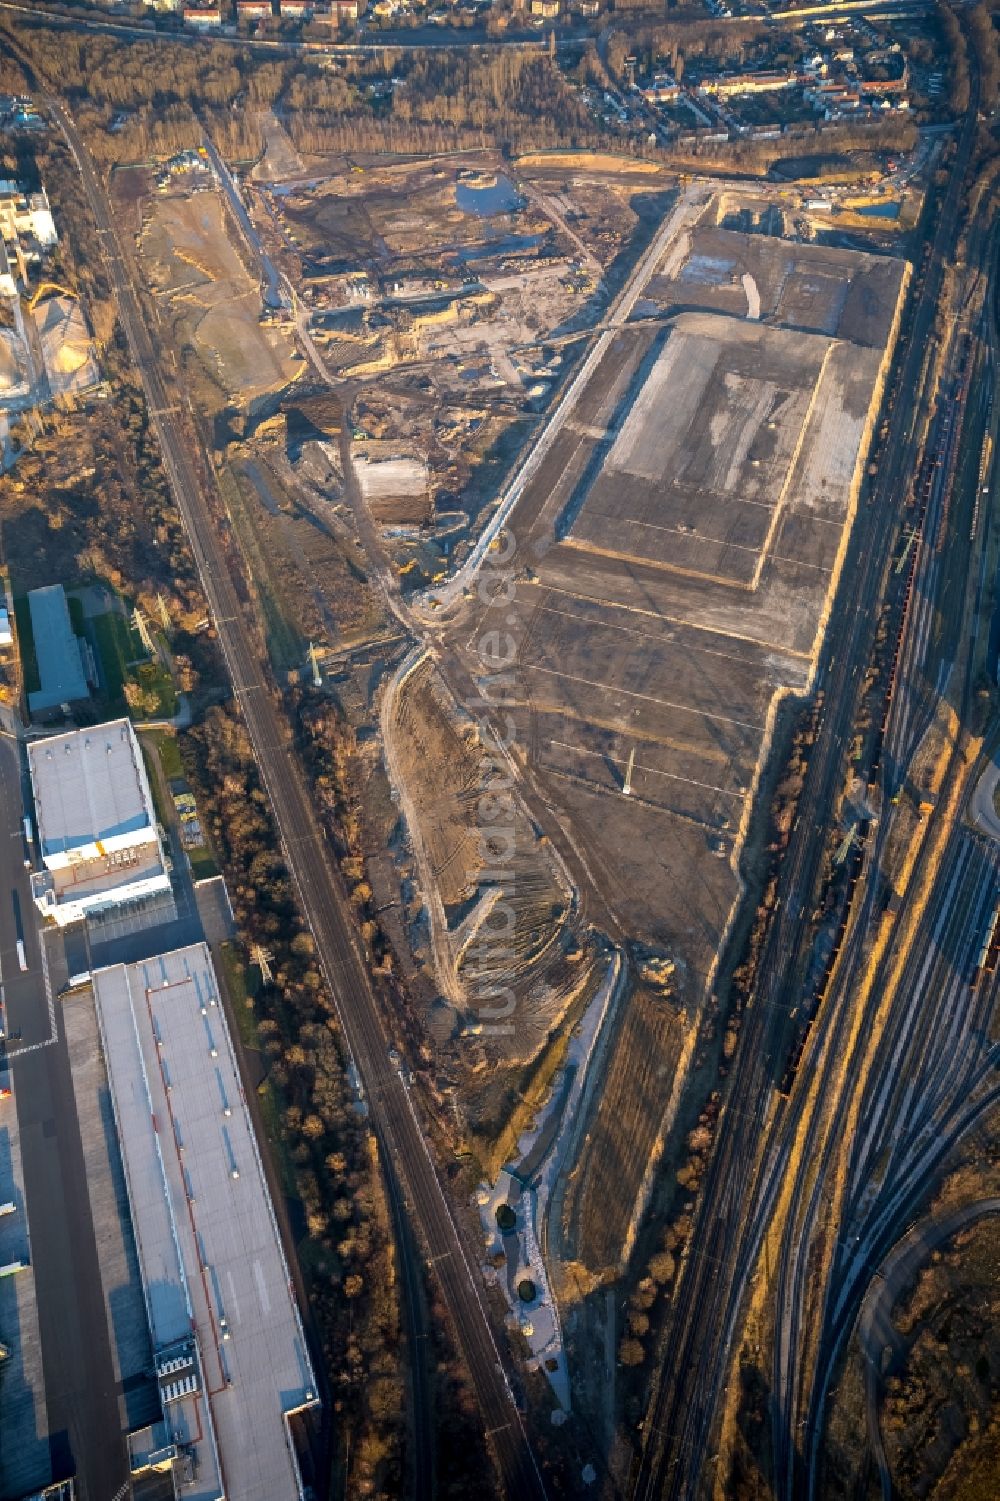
[456,172,524,217]
[853,199,902,219]
[451,232,544,265]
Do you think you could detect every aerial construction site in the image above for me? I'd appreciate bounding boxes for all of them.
[109,116,928,1391]
[115,139,918,1424]
[387,206,909,1332]
[0,0,999,1490]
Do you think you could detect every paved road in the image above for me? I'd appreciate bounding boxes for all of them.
[0,733,129,1500]
[0,0,554,55]
[46,95,543,1501]
[0,0,922,57]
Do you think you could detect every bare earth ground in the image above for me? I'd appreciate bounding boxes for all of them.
[250,109,307,184]
[459,234,907,994]
[562,982,689,1277]
[384,656,586,1095]
[428,221,907,1270]
[127,156,912,1328]
[228,450,389,665]
[140,186,300,408]
[249,157,671,583]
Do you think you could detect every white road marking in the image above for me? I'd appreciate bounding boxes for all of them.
[7,931,59,1062]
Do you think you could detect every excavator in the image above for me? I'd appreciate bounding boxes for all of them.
[26,280,76,313]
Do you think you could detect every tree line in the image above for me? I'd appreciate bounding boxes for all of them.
[182,704,406,1496]
[3,16,939,172]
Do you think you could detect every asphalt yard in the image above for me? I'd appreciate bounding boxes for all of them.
[0,1069,50,1499]
[646,224,906,348]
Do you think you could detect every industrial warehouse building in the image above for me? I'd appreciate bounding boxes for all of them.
[27,717,171,925]
[26,583,92,714]
[91,944,318,1498]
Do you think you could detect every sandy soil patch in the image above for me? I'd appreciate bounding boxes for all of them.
[386,658,582,1072]
[36,296,99,398]
[141,190,299,405]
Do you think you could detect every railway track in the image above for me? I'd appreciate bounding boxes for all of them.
[634,39,983,1501]
[771,825,1000,1497]
[769,161,1000,1501]
[34,84,546,1501]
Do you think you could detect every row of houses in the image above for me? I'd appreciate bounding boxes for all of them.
[805,77,911,119]
[178,0,593,23]
[178,0,359,26]
[516,0,601,14]
[695,60,908,101]
[638,45,909,121]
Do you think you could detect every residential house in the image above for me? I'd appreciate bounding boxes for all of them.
[640,72,680,104]
[698,70,797,98]
[316,0,359,19]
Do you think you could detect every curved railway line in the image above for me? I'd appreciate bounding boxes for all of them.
[633,35,985,1501]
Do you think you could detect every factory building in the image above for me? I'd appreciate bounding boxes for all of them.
[0,240,15,298]
[0,180,57,283]
[27,718,170,925]
[91,945,319,1498]
[25,584,92,714]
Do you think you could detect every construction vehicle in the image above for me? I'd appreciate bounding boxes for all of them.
[26,280,76,313]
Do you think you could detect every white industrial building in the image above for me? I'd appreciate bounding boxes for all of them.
[92,944,319,1498]
[0,240,15,298]
[0,180,57,253]
[27,718,170,925]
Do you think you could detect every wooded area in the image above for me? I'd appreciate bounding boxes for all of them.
[2,15,951,173]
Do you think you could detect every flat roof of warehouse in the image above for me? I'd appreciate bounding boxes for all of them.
[28,717,153,857]
[92,944,318,1501]
[26,584,90,712]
